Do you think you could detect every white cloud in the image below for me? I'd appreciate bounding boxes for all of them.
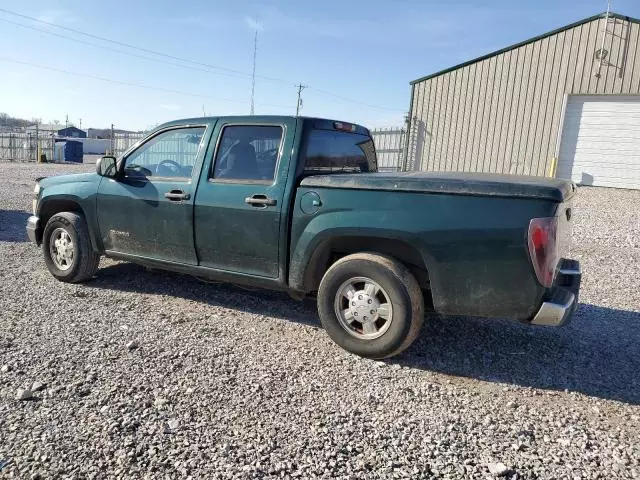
[250,6,382,42]
[159,104,181,111]
[245,17,263,31]
[35,9,78,25]
[170,16,208,26]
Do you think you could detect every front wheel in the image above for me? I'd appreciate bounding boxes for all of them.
[42,212,100,283]
[317,253,424,359]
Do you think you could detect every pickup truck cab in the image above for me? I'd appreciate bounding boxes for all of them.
[27,116,581,359]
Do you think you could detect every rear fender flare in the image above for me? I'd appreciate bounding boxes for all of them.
[289,228,433,294]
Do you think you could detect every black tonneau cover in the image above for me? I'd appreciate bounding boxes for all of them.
[300,172,576,202]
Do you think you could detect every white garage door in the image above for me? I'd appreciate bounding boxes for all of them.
[557,95,640,189]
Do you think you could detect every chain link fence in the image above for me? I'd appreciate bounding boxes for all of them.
[370,127,406,172]
[111,132,145,157]
[115,129,410,172]
[0,132,55,162]
[2,127,410,171]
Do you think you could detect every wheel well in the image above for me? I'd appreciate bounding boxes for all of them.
[304,236,432,304]
[39,200,84,229]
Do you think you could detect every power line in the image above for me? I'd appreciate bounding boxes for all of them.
[0,17,264,83]
[0,57,292,109]
[0,6,405,113]
[0,7,293,86]
[308,87,404,112]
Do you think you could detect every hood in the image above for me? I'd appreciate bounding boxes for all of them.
[300,171,576,203]
[39,172,99,188]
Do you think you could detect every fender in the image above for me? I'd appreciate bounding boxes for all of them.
[37,187,102,253]
[289,226,432,294]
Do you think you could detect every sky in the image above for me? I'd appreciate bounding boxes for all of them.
[1,0,639,131]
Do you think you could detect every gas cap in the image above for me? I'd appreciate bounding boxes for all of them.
[300,191,322,215]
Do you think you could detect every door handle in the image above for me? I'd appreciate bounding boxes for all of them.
[245,194,277,207]
[164,190,191,201]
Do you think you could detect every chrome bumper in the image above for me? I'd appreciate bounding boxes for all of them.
[530,259,581,326]
[26,215,40,245]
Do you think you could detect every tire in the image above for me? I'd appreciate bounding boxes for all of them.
[42,212,100,283]
[317,253,424,359]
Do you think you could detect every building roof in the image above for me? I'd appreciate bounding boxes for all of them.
[26,123,60,131]
[58,126,86,133]
[410,11,640,85]
[26,124,87,133]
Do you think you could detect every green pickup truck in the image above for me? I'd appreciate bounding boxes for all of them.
[26,116,581,359]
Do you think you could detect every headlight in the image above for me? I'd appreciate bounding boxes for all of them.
[33,183,40,195]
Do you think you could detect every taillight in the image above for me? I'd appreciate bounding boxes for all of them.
[528,217,558,288]
[333,122,356,132]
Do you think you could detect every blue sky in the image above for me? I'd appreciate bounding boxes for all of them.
[1,0,639,131]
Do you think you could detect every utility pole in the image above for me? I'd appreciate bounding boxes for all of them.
[35,120,40,163]
[110,123,115,155]
[79,118,82,130]
[250,29,258,115]
[295,84,307,116]
[65,114,69,129]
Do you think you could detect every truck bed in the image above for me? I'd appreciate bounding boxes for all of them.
[300,172,576,202]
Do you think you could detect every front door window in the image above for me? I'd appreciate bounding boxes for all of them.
[124,127,206,180]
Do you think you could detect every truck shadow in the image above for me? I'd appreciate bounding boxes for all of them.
[90,262,640,405]
[89,262,321,327]
[401,304,640,405]
[0,210,30,242]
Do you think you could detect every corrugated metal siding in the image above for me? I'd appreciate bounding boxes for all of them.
[408,16,640,176]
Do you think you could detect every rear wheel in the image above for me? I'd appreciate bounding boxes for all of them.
[317,253,424,359]
[42,212,100,283]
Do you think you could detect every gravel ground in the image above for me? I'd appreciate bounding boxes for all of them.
[1,160,639,479]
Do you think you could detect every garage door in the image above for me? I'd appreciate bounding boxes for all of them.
[557,95,640,189]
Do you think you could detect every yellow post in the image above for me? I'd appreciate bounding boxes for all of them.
[548,157,558,178]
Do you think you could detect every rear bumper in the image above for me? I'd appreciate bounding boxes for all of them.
[530,259,581,326]
[26,215,41,245]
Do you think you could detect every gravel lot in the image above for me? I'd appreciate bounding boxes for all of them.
[1,161,639,479]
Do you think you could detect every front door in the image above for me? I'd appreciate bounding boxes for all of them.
[194,119,295,278]
[96,125,208,264]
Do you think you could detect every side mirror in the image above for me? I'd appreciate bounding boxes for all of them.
[96,155,118,178]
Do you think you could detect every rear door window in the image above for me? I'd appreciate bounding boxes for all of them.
[303,129,377,175]
[212,125,283,182]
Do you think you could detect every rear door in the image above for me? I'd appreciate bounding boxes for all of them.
[193,118,296,278]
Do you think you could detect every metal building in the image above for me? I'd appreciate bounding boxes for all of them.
[406,12,640,189]
[57,126,87,138]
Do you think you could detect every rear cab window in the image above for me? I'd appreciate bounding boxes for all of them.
[302,124,377,176]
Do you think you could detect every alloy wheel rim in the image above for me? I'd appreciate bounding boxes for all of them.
[49,228,74,271]
[334,276,393,340]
